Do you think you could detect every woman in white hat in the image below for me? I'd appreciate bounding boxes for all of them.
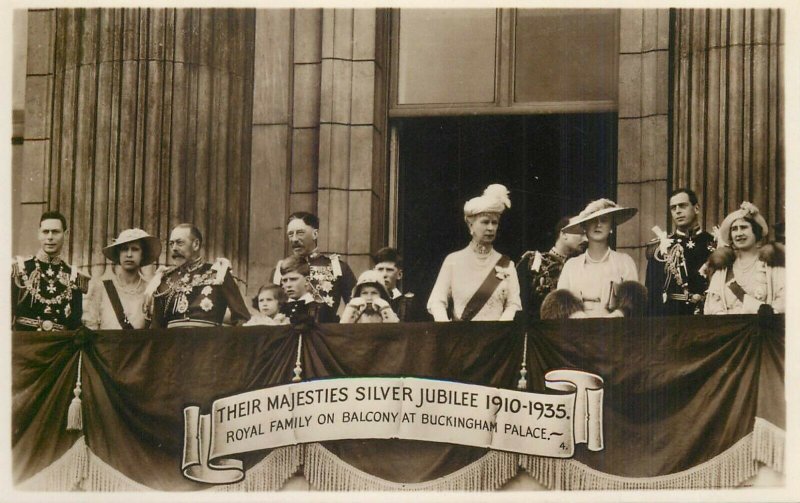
[427,184,522,321]
[340,270,400,323]
[83,228,161,329]
[556,199,639,317]
[704,202,784,314]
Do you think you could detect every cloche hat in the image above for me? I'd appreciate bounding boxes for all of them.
[463,184,511,217]
[561,198,637,234]
[351,270,391,301]
[717,201,768,247]
[102,228,162,266]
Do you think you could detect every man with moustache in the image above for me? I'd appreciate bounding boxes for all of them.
[517,215,588,319]
[12,211,89,331]
[645,188,716,316]
[146,223,250,328]
[270,212,356,322]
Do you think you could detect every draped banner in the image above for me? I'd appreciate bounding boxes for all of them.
[12,315,785,491]
[182,373,604,484]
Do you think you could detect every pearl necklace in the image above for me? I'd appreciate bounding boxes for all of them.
[116,273,144,295]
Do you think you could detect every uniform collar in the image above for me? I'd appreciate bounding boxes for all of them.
[674,225,702,237]
[35,250,63,264]
[391,288,402,299]
[176,255,205,274]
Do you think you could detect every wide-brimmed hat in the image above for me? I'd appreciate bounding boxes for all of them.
[351,270,391,301]
[717,201,769,247]
[562,199,637,234]
[463,184,511,217]
[102,228,162,266]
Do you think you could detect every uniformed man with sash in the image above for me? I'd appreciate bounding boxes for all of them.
[146,224,250,328]
[645,188,716,316]
[270,212,356,322]
[517,215,587,319]
[11,211,89,331]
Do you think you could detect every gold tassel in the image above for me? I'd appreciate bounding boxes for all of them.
[517,332,528,390]
[292,334,303,382]
[67,352,83,432]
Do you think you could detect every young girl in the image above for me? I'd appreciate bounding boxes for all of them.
[341,270,400,323]
[245,284,289,326]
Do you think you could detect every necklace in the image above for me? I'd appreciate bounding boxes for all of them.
[733,255,759,275]
[116,273,144,295]
[471,242,492,256]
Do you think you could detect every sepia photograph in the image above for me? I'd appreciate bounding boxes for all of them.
[4,2,795,499]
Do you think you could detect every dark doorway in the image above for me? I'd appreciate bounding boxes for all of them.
[396,114,617,312]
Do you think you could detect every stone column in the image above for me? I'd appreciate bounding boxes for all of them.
[616,9,671,278]
[672,9,784,229]
[316,8,390,276]
[20,8,256,280]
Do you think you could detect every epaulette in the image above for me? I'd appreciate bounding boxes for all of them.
[11,256,31,278]
[75,272,91,294]
[211,257,231,284]
[329,254,342,277]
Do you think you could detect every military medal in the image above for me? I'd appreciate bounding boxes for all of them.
[176,294,189,314]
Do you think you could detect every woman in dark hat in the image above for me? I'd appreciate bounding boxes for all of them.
[704,202,784,314]
[557,199,639,317]
[83,228,161,329]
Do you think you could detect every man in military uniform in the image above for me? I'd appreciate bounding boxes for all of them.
[11,211,89,331]
[147,224,250,328]
[645,188,716,316]
[270,212,356,322]
[372,247,418,322]
[517,216,587,319]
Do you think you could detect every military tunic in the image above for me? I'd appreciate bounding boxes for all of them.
[517,249,568,319]
[271,251,356,322]
[389,288,419,322]
[11,252,88,331]
[645,228,715,316]
[149,257,250,328]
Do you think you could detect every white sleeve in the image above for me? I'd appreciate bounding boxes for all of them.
[557,259,573,291]
[769,266,785,313]
[427,255,453,322]
[81,279,102,330]
[500,260,522,321]
[621,252,639,282]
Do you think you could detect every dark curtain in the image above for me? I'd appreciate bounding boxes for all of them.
[13,315,784,488]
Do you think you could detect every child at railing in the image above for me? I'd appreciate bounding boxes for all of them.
[244,284,289,326]
[341,270,400,324]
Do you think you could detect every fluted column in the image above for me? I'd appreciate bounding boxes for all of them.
[22,8,255,280]
[672,9,784,229]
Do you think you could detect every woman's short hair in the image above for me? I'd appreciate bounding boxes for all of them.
[279,256,310,276]
[615,281,648,317]
[729,216,764,244]
[540,289,584,320]
[252,284,287,310]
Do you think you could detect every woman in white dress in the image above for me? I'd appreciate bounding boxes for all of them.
[83,228,161,329]
[557,199,639,317]
[704,202,784,314]
[427,184,522,321]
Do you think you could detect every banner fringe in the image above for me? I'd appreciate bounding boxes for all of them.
[303,443,518,491]
[17,436,147,491]
[17,419,784,491]
[753,417,784,473]
[521,418,785,490]
[212,445,302,492]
